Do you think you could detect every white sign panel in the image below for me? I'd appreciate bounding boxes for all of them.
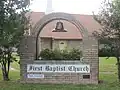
[27,74,44,78]
[27,64,90,73]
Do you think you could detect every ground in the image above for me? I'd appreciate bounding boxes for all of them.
[0,57,120,90]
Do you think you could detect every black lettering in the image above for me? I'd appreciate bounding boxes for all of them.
[83,67,86,71]
[85,66,89,72]
[68,66,75,72]
[68,66,72,71]
[29,66,33,71]
[53,67,56,72]
[61,66,65,71]
[63,67,66,71]
[34,67,37,71]
[76,67,81,71]
[37,66,42,71]
[45,66,52,71]
[45,66,49,71]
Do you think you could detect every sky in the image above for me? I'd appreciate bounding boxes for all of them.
[30,0,104,15]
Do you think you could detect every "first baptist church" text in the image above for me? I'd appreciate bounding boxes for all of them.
[27,64,90,73]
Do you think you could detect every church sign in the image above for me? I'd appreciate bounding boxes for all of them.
[27,64,90,73]
[19,12,99,84]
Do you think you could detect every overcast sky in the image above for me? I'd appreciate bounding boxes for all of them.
[30,0,104,15]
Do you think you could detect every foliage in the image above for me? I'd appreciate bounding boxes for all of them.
[39,48,82,60]
[99,44,113,57]
[99,48,111,57]
[69,48,82,60]
[93,0,120,81]
[51,49,62,60]
[0,0,30,81]
[39,49,52,60]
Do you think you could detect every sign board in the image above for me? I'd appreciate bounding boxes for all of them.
[27,74,44,78]
[27,64,90,73]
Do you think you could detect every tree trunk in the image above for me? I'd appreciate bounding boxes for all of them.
[7,50,11,76]
[0,48,11,81]
[1,52,10,81]
[117,57,120,82]
[1,63,9,81]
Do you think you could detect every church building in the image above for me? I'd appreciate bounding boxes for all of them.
[26,0,101,51]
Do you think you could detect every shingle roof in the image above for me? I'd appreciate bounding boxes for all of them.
[29,12,101,39]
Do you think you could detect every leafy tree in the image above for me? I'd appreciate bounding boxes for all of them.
[0,0,30,81]
[93,0,120,81]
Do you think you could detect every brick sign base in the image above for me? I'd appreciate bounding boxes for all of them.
[20,61,98,84]
[19,13,99,84]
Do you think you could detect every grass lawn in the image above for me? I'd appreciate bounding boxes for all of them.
[99,57,117,73]
[0,57,120,90]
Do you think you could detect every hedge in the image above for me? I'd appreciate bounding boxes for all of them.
[39,48,82,60]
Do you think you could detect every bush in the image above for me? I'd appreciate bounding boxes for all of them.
[39,49,52,60]
[39,48,82,60]
[51,49,62,60]
[98,44,117,57]
[69,48,82,60]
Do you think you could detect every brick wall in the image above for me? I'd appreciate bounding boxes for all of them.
[21,60,98,84]
[41,38,51,50]
[19,36,98,84]
[19,13,99,84]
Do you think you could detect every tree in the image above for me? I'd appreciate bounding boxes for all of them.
[0,0,30,81]
[93,0,120,81]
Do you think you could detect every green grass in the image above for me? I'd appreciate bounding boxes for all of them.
[10,62,20,70]
[0,57,120,90]
[99,57,117,72]
[0,70,20,81]
[0,81,120,90]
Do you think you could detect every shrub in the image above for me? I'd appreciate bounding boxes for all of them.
[39,49,52,60]
[69,48,82,60]
[51,49,62,60]
[39,48,82,60]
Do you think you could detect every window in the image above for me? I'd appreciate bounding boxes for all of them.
[59,41,67,50]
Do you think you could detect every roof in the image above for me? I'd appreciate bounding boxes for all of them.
[29,12,101,39]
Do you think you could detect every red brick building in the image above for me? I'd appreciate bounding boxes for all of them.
[27,12,101,50]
